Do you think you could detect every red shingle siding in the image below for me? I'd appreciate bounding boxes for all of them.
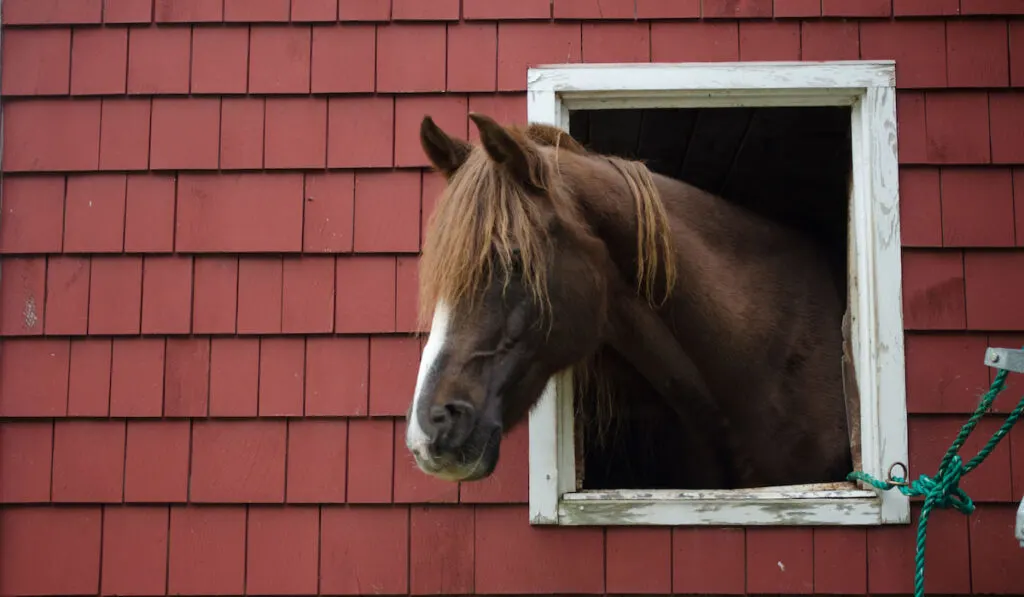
[1,2,1023,596]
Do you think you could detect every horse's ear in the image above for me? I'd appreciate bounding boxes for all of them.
[420,115,472,178]
[469,112,536,187]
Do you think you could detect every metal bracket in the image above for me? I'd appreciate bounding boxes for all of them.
[983,347,1024,374]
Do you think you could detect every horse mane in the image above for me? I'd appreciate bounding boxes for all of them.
[417,122,678,330]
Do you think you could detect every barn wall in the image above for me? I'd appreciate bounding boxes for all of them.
[0,0,1022,595]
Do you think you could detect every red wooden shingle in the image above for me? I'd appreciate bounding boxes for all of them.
[71,28,127,95]
[142,256,193,334]
[312,24,376,92]
[346,418,394,503]
[899,167,942,246]
[258,337,306,416]
[464,0,551,19]
[905,333,992,413]
[395,255,421,332]
[964,250,1024,330]
[868,507,971,593]
[150,98,221,170]
[209,337,260,417]
[286,419,348,502]
[154,0,223,21]
[67,338,112,416]
[498,22,583,91]
[101,507,169,597]
[164,337,210,417]
[861,21,947,88]
[924,92,991,164]
[0,256,45,336]
[583,22,651,63]
[328,96,395,167]
[353,170,422,253]
[124,420,190,502]
[64,174,126,253]
[127,26,190,94]
[282,256,336,333]
[237,257,284,334]
[1011,21,1024,86]
[88,256,143,335]
[0,338,70,417]
[410,506,475,593]
[249,26,312,94]
[1017,169,1024,246]
[1,28,71,96]
[704,0,772,18]
[225,0,290,21]
[947,20,1010,87]
[1012,421,1024,498]
[822,0,891,15]
[124,174,175,253]
[51,420,125,503]
[109,337,164,417]
[990,92,1024,163]
[104,0,153,22]
[190,420,287,503]
[896,91,927,164]
[969,505,1024,593]
[167,506,246,595]
[554,0,635,18]
[304,172,356,253]
[377,24,447,93]
[910,416,1013,501]
[192,256,239,333]
[293,0,339,21]
[738,21,800,61]
[941,167,1015,247]
[3,99,101,172]
[393,0,460,20]
[369,336,420,416]
[0,176,65,254]
[475,506,605,593]
[961,0,1024,15]
[191,26,250,94]
[246,507,320,595]
[457,422,530,503]
[0,507,101,596]
[335,256,396,333]
[304,336,369,416]
[0,422,53,502]
[673,527,746,594]
[448,23,498,91]
[800,20,859,61]
[901,249,967,330]
[100,98,151,170]
[746,528,814,594]
[893,0,960,14]
[635,0,700,18]
[606,528,672,593]
[264,98,328,169]
[773,0,821,17]
[651,21,739,62]
[393,419,460,503]
[2,0,102,24]
[320,506,409,594]
[339,0,392,20]
[176,173,305,252]
[44,257,89,335]
[220,97,266,169]
[813,528,867,594]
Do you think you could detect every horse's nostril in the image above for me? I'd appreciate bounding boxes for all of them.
[428,400,476,445]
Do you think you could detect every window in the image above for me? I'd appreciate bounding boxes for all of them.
[525,61,909,527]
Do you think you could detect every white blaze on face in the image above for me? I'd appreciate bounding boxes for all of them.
[406,301,452,461]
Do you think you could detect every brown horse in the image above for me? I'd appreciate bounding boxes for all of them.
[405,112,851,490]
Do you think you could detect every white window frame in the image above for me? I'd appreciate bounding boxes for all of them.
[525,61,910,527]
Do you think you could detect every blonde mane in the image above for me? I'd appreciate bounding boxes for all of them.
[417,124,678,330]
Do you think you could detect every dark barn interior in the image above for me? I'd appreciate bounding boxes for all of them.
[568,106,853,490]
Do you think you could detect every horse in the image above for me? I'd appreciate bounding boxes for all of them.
[404,111,851,490]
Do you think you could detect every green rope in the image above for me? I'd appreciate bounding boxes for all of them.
[847,360,1024,597]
